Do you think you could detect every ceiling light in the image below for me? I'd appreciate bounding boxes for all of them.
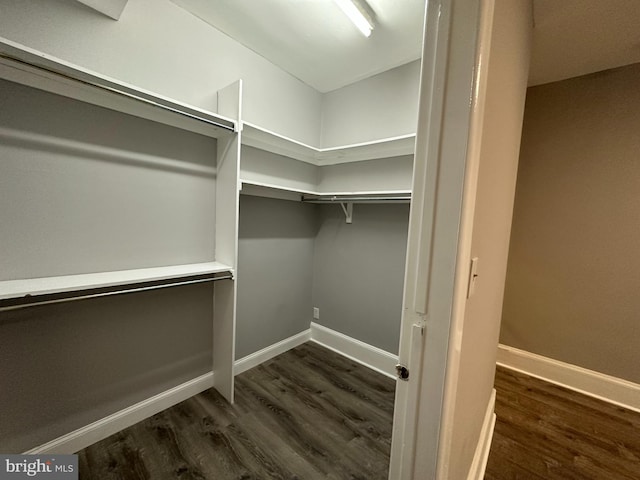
[334,0,375,38]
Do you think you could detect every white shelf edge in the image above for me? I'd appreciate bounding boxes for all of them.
[320,133,416,152]
[240,180,411,198]
[242,121,319,153]
[316,189,412,196]
[318,134,416,166]
[241,122,319,165]
[0,37,237,139]
[240,180,317,196]
[0,262,234,300]
[241,121,416,165]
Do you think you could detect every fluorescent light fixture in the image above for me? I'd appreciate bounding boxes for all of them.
[334,0,375,37]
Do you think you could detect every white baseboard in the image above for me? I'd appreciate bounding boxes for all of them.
[309,322,398,379]
[26,326,394,455]
[467,389,496,480]
[234,329,311,375]
[25,372,214,454]
[497,344,640,414]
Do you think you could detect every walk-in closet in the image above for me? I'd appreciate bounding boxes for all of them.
[0,0,425,476]
[0,0,542,478]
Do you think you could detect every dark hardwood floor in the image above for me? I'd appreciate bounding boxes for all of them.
[486,366,640,480]
[77,342,396,479]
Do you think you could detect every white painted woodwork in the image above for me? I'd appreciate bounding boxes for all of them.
[310,323,398,379]
[0,263,232,301]
[240,181,411,205]
[497,345,640,414]
[0,38,236,139]
[240,143,413,201]
[389,0,491,477]
[213,80,242,404]
[25,372,214,455]
[234,330,311,376]
[242,121,415,166]
[466,390,497,480]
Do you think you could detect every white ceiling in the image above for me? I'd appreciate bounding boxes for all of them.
[170,0,640,93]
[530,0,640,86]
[171,0,426,93]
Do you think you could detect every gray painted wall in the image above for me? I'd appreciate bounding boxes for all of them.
[240,145,318,192]
[0,283,213,453]
[501,62,640,384]
[236,196,318,359]
[0,79,217,280]
[320,61,420,147]
[236,197,409,358]
[0,78,218,453]
[312,204,410,354]
[317,155,414,193]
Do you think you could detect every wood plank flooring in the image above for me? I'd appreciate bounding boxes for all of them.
[486,366,640,480]
[77,342,396,479]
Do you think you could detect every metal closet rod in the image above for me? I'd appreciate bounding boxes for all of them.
[0,274,233,313]
[0,52,236,133]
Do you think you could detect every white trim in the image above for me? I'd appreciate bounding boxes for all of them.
[234,329,311,375]
[309,322,398,379]
[0,262,232,300]
[239,180,412,203]
[497,344,640,414]
[0,38,236,138]
[434,1,495,478]
[242,121,416,166]
[25,372,214,454]
[466,389,496,480]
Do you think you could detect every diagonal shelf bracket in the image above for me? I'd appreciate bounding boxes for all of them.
[340,202,354,224]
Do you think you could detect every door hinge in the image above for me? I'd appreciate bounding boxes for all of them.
[395,364,410,381]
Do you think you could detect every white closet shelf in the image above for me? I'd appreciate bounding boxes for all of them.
[0,37,237,139]
[0,262,234,301]
[240,180,411,202]
[302,193,411,203]
[242,122,415,166]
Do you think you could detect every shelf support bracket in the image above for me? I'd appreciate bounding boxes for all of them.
[340,202,353,224]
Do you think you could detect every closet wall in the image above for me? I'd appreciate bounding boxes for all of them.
[0,79,217,278]
[317,155,414,192]
[235,196,410,360]
[0,78,218,452]
[0,0,322,144]
[0,0,420,454]
[236,196,318,359]
[0,0,274,453]
[501,61,640,385]
[235,58,419,361]
[312,204,410,354]
[320,60,420,146]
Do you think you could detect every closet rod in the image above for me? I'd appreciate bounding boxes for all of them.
[0,52,236,133]
[0,274,233,313]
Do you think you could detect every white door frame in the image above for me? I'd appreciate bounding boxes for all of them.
[389,0,488,478]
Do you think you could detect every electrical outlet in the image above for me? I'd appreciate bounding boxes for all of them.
[313,307,320,320]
